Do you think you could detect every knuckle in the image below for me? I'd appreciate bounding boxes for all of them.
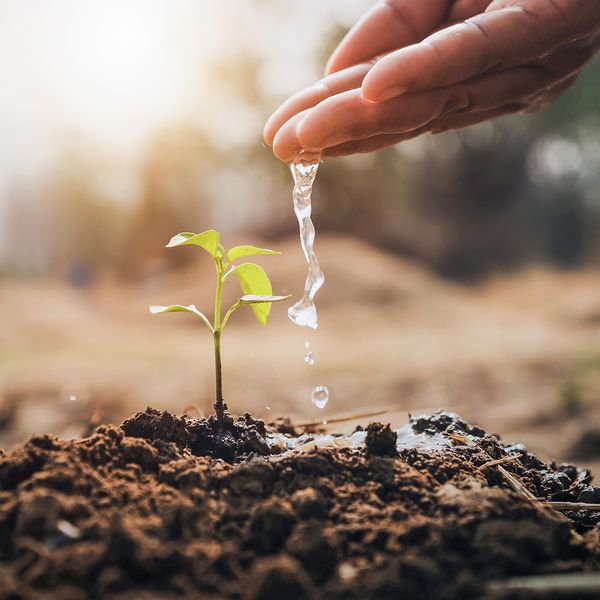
[421,40,447,87]
[463,19,499,72]
[442,88,473,116]
[382,0,421,41]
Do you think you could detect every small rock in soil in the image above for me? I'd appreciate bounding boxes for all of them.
[365,423,398,457]
[250,555,317,600]
[291,487,329,519]
[578,485,600,503]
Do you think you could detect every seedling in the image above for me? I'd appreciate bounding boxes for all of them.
[150,230,290,431]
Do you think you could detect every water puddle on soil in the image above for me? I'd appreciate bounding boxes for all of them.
[267,418,453,453]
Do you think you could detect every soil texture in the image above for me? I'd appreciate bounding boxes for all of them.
[1,408,600,599]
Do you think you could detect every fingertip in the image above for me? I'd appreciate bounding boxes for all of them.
[264,102,294,146]
[324,27,353,76]
[362,65,389,102]
[362,79,408,103]
[262,121,274,148]
[361,48,416,101]
[361,60,383,101]
[295,114,319,152]
[297,88,366,150]
[324,55,335,76]
[294,117,332,153]
[272,111,308,163]
[272,130,297,163]
[263,85,331,147]
[324,52,344,76]
[263,105,285,147]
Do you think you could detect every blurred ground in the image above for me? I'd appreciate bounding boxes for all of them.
[1,233,600,471]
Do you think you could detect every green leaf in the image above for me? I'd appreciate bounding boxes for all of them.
[231,263,274,325]
[149,304,213,332]
[240,294,291,304]
[227,245,280,263]
[166,230,221,259]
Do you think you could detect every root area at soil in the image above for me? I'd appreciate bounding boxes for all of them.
[1,407,600,599]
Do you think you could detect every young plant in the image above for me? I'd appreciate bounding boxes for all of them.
[149,230,290,431]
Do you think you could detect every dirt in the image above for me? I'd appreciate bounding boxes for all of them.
[1,408,600,599]
[121,407,271,463]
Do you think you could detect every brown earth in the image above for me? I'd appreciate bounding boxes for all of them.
[1,408,600,599]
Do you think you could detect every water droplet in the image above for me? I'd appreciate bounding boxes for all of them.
[288,300,318,329]
[69,395,77,402]
[304,351,314,365]
[311,385,329,409]
[305,340,311,349]
[322,420,328,425]
[266,406,271,411]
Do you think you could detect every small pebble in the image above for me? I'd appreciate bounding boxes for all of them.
[544,472,572,493]
[56,520,80,539]
[578,485,600,504]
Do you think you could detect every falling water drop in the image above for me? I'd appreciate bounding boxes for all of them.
[311,386,329,409]
[304,339,314,364]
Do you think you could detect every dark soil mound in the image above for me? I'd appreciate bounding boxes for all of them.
[121,407,270,463]
[0,408,599,599]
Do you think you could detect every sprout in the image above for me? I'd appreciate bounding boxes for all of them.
[150,230,290,430]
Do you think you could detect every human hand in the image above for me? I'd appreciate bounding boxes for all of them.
[264,0,600,162]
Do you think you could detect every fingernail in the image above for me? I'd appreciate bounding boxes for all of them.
[370,85,408,102]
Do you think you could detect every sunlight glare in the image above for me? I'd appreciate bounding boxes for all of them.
[0,1,222,156]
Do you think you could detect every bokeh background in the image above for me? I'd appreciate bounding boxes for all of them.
[1,0,600,469]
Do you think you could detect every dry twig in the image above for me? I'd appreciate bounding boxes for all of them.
[488,572,600,594]
[296,408,388,428]
[545,500,600,511]
[476,454,521,472]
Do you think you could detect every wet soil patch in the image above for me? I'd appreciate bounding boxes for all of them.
[1,408,599,599]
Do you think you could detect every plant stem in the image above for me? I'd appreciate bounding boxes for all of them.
[213,329,225,431]
[213,261,225,431]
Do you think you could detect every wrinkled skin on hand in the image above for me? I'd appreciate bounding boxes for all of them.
[264,0,600,162]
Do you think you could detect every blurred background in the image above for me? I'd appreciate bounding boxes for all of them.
[1,0,600,469]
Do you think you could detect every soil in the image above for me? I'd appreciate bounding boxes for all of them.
[1,408,600,599]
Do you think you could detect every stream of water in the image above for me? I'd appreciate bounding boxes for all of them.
[288,161,329,410]
[288,161,324,329]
